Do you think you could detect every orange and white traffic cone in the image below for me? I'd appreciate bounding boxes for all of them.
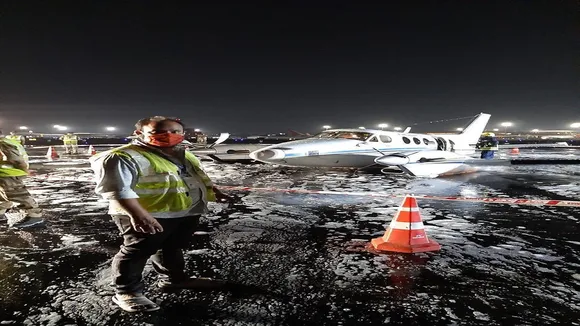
[509,148,520,155]
[46,146,59,160]
[88,145,96,156]
[371,195,440,253]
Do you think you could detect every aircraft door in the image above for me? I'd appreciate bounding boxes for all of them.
[435,137,447,151]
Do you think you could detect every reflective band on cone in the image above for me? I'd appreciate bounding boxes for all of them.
[371,195,441,253]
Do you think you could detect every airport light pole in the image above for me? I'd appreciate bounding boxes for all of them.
[322,125,331,131]
[500,122,513,134]
[378,123,388,130]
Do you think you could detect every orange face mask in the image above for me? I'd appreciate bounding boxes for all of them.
[147,133,185,147]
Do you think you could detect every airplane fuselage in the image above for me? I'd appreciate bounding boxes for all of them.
[249,130,474,168]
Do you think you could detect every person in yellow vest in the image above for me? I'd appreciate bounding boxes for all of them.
[59,132,79,154]
[90,116,233,313]
[6,132,25,146]
[0,130,44,228]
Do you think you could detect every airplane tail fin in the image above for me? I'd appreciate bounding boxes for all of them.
[458,113,491,144]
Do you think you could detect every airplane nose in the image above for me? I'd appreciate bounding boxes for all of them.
[249,148,286,161]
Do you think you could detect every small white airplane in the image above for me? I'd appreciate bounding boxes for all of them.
[249,113,492,178]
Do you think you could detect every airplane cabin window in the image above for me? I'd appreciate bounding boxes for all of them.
[379,135,392,143]
[413,137,421,144]
[402,137,410,144]
[368,136,379,142]
[423,138,430,145]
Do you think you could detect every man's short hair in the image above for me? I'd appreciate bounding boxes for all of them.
[135,116,185,131]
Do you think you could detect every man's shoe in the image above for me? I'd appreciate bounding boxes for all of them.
[112,293,160,313]
[11,217,45,228]
[157,277,228,291]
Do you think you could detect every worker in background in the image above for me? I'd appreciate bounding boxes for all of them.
[90,116,233,313]
[0,130,44,228]
[476,132,499,159]
[59,132,79,154]
[6,132,25,146]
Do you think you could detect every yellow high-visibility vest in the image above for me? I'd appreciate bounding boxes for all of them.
[93,144,216,214]
[0,138,28,177]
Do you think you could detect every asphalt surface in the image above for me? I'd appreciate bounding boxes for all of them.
[0,147,579,325]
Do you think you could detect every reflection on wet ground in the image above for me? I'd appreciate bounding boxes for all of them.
[0,148,579,325]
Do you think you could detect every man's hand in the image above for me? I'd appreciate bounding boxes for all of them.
[214,187,234,203]
[130,215,164,234]
[116,198,164,234]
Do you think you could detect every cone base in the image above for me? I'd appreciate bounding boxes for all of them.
[371,236,441,253]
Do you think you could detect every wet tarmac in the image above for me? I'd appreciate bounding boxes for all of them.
[1,147,579,325]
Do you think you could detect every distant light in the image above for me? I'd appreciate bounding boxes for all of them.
[378,123,388,128]
[322,125,331,130]
[29,130,33,133]
[393,127,402,131]
[531,129,539,132]
[492,128,499,132]
[571,122,580,128]
[53,125,61,128]
[105,126,116,131]
[58,126,68,131]
[358,126,365,129]
[500,122,513,127]
[194,128,201,132]
[456,128,464,131]
[19,126,28,130]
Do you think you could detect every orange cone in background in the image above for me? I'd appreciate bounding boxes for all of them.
[371,195,441,253]
[46,146,59,160]
[510,148,520,155]
[88,145,97,155]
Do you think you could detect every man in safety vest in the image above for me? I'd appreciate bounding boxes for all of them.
[6,132,25,146]
[476,132,499,159]
[0,130,44,228]
[90,116,233,313]
[59,132,79,154]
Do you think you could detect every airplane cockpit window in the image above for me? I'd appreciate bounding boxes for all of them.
[402,137,411,144]
[413,137,421,145]
[379,135,392,143]
[313,131,373,140]
[367,136,379,142]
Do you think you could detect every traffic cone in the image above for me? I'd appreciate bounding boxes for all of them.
[88,145,97,155]
[509,148,520,155]
[46,146,59,159]
[371,195,441,253]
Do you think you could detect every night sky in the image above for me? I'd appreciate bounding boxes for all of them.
[0,1,578,134]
